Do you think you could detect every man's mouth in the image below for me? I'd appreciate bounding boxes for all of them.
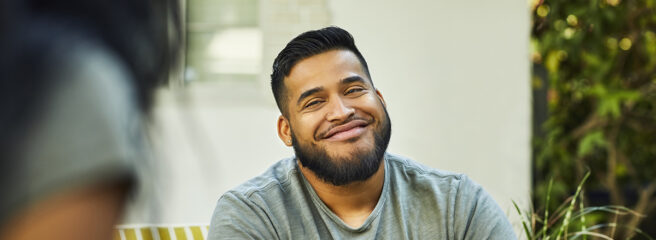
[321,119,369,141]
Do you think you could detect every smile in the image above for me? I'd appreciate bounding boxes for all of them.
[322,119,369,141]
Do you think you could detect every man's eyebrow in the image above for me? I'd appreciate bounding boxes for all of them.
[295,76,366,107]
[296,87,324,106]
[341,76,366,85]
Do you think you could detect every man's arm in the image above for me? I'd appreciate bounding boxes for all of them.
[207,192,278,240]
[454,176,517,240]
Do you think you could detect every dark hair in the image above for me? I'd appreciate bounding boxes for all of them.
[270,26,371,115]
[0,0,181,166]
[1,0,181,110]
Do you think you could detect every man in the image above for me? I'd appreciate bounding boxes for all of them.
[208,26,516,239]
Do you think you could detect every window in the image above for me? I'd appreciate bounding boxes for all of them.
[186,0,261,83]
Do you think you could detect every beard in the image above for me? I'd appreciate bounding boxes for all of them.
[291,108,391,186]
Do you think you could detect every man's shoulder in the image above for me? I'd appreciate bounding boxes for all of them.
[219,157,298,201]
[386,152,467,184]
[385,154,517,239]
[385,152,488,200]
[209,157,308,239]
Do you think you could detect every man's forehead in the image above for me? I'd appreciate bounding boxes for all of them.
[284,50,367,95]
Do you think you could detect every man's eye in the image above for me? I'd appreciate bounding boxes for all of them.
[345,88,364,95]
[304,100,322,108]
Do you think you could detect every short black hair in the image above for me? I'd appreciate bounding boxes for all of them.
[270,26,371,116]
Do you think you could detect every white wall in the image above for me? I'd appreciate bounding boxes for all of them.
[124,0,530,234]
[328,0,531,231]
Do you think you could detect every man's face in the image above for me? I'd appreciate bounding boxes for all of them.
[277,49,391,186]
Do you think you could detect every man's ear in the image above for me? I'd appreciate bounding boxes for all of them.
[375,89,387,107]
[277,115,293,147]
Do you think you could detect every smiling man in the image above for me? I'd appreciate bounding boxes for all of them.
[207,27,516,239]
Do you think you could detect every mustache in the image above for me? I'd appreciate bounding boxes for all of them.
[316,116,373,139]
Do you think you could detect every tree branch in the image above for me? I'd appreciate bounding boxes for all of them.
[623,181,656,239]
[605,126,624,207]
[571,113,606,139]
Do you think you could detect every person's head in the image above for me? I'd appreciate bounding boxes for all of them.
[0,0,181,113]
[271,27,392,186]
[271,26,372,116]
[0,0,181,174]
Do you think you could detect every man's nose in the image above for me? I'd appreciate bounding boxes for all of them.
[325,97,355,122]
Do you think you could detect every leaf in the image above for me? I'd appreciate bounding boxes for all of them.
[578,130,606,157]
[589,84,641,119]
[555,172,590,240]
[546,50,562,73]
[616,163,627,177]
[597,96,622,118]
[581,51,601,68]
[513,201,534,240]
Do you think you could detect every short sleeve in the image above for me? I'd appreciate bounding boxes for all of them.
[454,175,517,240]
[207,192,278,240]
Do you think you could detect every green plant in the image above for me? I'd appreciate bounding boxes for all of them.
[516,172,653,240]
[531,0,656,238]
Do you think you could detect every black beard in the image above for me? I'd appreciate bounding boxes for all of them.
[291,110,391,186]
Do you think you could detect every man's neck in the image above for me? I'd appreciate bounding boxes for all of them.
[298,159,385,228]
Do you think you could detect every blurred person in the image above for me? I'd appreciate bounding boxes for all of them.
[208,26,515,239]
[0,0,180,239]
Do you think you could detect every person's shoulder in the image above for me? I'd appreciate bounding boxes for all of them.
[386,152,466,183]
[220,157,298,201]
[210,158,299,239]
[385,152,487,196]
[211,157,299,232]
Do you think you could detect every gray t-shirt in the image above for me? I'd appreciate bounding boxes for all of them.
[1,37,145,224]
[208,153,516,239]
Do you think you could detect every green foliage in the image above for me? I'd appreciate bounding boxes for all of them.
[516,173,653,240]
[577,130,606,157]
[532,0,656,238]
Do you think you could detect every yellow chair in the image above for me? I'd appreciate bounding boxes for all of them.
[114,225,209,240]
